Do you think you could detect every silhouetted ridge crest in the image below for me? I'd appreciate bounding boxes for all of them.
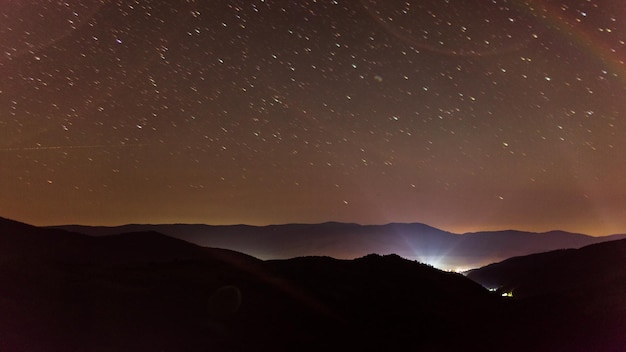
[51,220,626,270]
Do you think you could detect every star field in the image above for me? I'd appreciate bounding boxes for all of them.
[1,0,625,235]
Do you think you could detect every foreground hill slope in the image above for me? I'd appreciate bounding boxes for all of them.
[467,239,626,350]
[467,238,626,296]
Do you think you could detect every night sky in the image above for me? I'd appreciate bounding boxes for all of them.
[2,0,625,236]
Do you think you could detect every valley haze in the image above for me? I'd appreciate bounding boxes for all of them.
[52,221,626,271]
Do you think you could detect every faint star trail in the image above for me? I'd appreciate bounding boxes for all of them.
[0,144,149,152]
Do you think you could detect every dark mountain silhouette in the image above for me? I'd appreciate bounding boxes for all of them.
[466,239,626,350]
[0,216,256,265]
[0,217,267,351]
[53,221,626,270]
[0,216,500,351]
[3,216,625,351]
[467,238,626,296]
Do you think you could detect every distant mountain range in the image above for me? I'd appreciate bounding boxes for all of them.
[3,216,626,350]
[52,221,626,270]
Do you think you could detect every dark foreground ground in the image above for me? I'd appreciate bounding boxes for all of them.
[1,217,625,351]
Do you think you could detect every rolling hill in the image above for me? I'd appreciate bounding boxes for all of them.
[3,216,625,350]
[0,216,501,351]
[467,239,626,350]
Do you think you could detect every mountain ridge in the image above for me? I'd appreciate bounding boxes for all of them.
[2,215,625,350]
[0,215,503,351]
[49,219,626,270]
[466,238,626,350]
